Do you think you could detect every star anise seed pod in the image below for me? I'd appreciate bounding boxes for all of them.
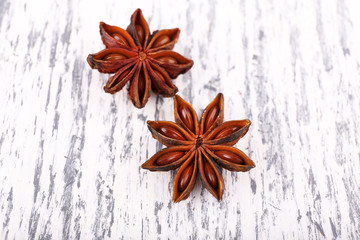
[142,93,255,203]
[87,8,194,108]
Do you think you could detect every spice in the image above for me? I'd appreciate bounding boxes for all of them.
[142,93,255,202]
[87,9,194,108]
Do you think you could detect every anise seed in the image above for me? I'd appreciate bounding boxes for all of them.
[154,70,165,83]
[179,105,194,132]
[135,24,144,45]
[153,35,171,48]
[109,69,130,88]
[158,126,186,140]
[214,126,240,139]
[138,74,145,101]
[103,53,127,61]
[156,152,185,166]
[111,33,128,46]
[157,56,177,64]
[214,151,244,165]
[178,163,194,192]
[204,161,218,188]
[204,105,219,132]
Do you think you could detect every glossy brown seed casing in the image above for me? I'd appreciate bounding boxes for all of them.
[135,25,145,45]
[172,153,198,202]
[158,126,186,140]
[142,93,255,203]
[205,120,251,146]
[200,93,224,134]
[103,53,127,61]
[156,151,186,166]
[214,150,244,165]
[142,146,194,171]
[205,145,255,172]
[157,56,177,64]
[198,150,224,201]
[112,33,128,45]
[178,163,194,192]
[214,126,240,139]
[204,105,220,132]
[87,9,194,108]
[174,95,199,135]
[153,35,171,48]
[204,161,218,188]
[179,105,194,132]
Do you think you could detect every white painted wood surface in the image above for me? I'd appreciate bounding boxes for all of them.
[1,0,360,239]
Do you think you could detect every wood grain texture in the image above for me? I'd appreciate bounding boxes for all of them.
[1,0,360,239]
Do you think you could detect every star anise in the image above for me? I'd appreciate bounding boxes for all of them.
[87,9,194,108]
[142,93,255,203]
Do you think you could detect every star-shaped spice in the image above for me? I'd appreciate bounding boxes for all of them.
[87,9,194,108]
[142,93,255,202]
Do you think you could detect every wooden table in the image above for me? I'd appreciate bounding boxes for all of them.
[1,0,359,239]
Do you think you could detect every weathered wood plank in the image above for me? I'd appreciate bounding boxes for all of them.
[1,0,360,239]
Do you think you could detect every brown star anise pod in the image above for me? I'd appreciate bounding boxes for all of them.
[87,9,194,108]
[142,93,255,203]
